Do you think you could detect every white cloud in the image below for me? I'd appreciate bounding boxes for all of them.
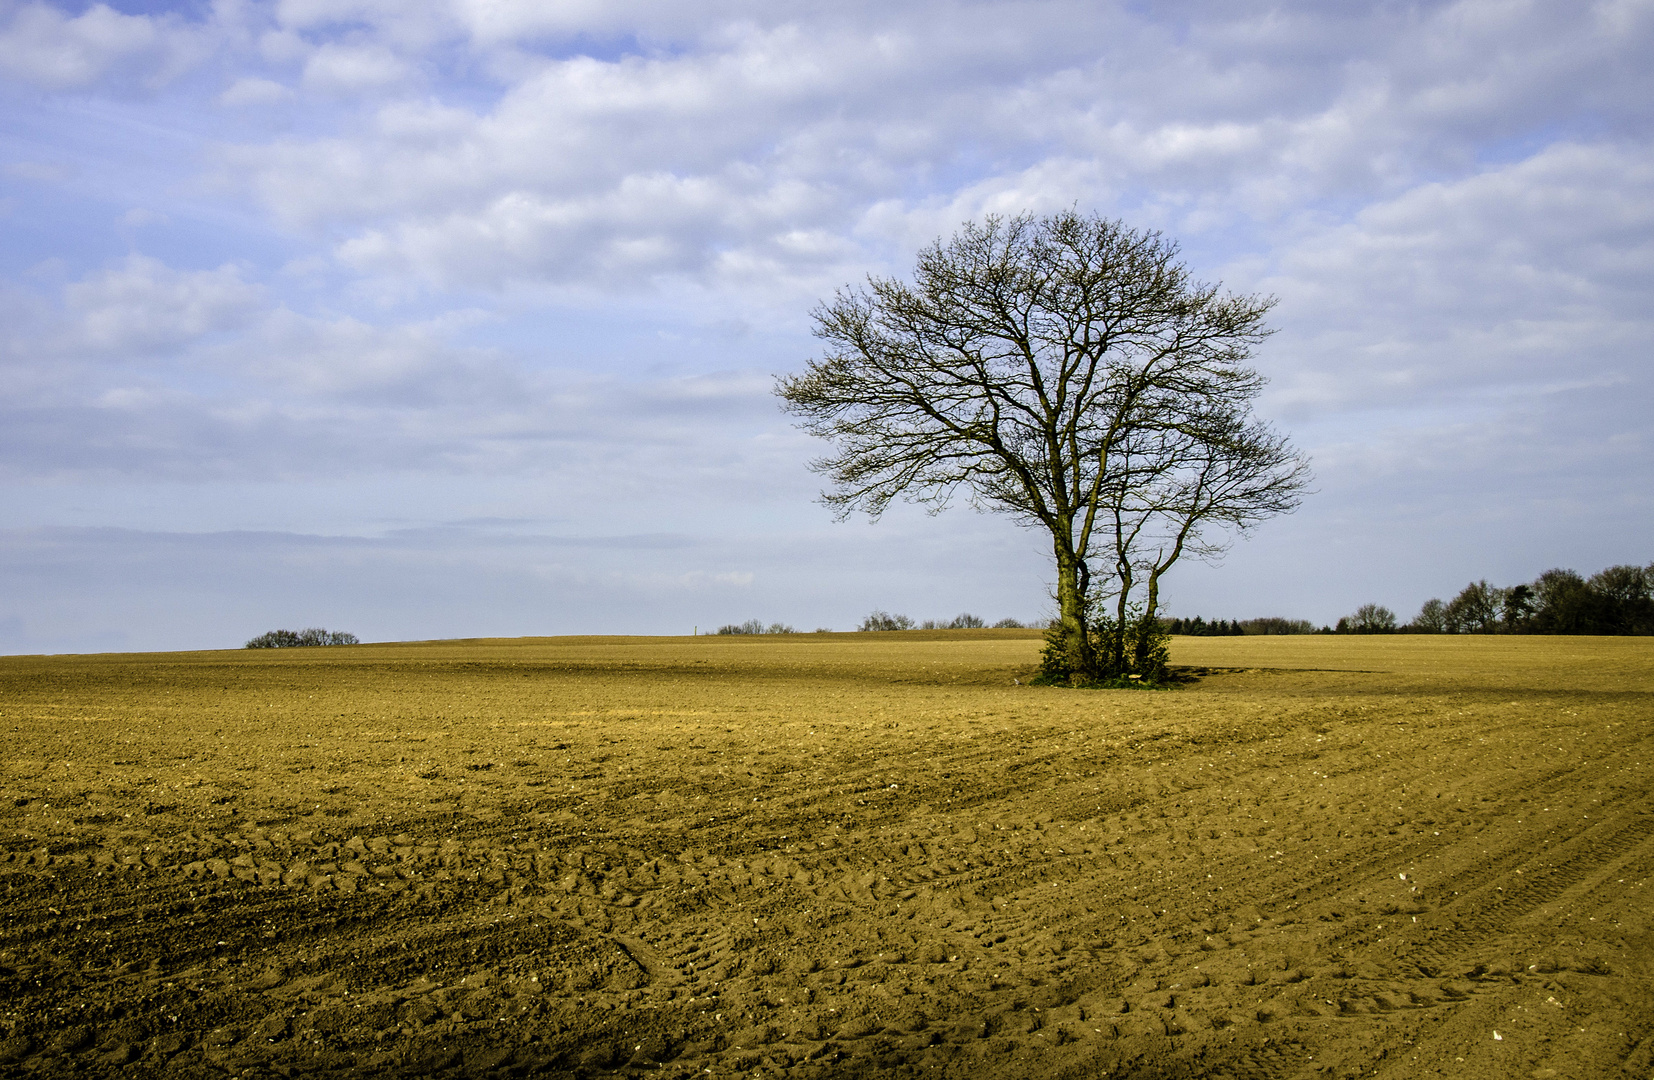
[198,0,1652,303]
[63,255,265,353]
[219,76,293,106]
[301,42,415,94]
[0,252,803,487]
[0,2,205,88]
[243,308,516,401]
[1258,140,1654,415]
[256,28,310,64]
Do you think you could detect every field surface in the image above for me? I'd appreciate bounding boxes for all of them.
[1,632,1651,1079]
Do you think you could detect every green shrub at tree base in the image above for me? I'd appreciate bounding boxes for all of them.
[1036,613,1171,688]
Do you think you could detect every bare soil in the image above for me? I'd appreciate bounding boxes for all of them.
[1,632,1650,1079]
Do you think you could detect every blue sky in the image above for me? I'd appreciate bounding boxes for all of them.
[1,0,1650,652]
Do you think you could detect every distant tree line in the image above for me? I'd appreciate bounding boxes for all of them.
[1158,564,1651,637]
[1404,564,1654,635]
[858,611,1028,631]
[1240,617,1320,635]
[716,564,1650,642]
[1161,616,1318,636]
[1164,617,1243,636]
[245,628,359,648]
[715,620,797,635]
[1310,562,1653,635]
[710,612,1032,634]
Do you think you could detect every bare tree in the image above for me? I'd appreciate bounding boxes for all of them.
[1588,564,1654,634]
[1095,397,1310,670]
[859,610,915,631]
[1411,598,1448,633]
[1444,580,1503,633]
[1348,603,1397,633]
[777,211,1309,678]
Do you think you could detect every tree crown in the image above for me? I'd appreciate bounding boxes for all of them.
[777,210,1309,680]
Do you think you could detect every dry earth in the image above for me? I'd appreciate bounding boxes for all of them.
[1,632,1651,1079]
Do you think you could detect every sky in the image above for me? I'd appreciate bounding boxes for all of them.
[1,0,1650,654]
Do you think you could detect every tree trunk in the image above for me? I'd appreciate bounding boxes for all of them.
[1053,544,1095,678]
[1135,567,1166,672]
[1097,559,1132,677]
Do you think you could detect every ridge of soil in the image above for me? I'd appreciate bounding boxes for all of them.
[0,633,1650,1079]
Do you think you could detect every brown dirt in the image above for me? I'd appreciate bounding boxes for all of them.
[1,631,1650,1079]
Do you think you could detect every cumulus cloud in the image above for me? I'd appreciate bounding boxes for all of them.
[1258,140,1654,416]
[0,2,206,88]
[0,253,800,486]
[300,42,415,94]
[198,0,1654,304]
[63,255,266,353]
[219,76,293,107]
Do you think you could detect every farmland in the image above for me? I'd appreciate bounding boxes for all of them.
[1,632,1651,1078]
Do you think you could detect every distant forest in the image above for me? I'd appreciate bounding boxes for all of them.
[1164,616,1312,636]
[1172,562,1654,636]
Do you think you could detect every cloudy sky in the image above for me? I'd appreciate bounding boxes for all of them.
[1,0,1649,653]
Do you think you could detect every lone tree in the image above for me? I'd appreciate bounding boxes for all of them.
[777,211,1309,680]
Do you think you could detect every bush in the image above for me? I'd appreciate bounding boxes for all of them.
[992,617,1026,629]
[1038,610,1170,688]
[715,620,796,635]
[245,628,358,649]
[859,610,915,631]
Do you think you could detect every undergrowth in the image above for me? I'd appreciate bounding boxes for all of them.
[1036,613,1175,688]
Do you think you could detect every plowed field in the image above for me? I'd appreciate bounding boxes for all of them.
[1,632,1651,1079]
